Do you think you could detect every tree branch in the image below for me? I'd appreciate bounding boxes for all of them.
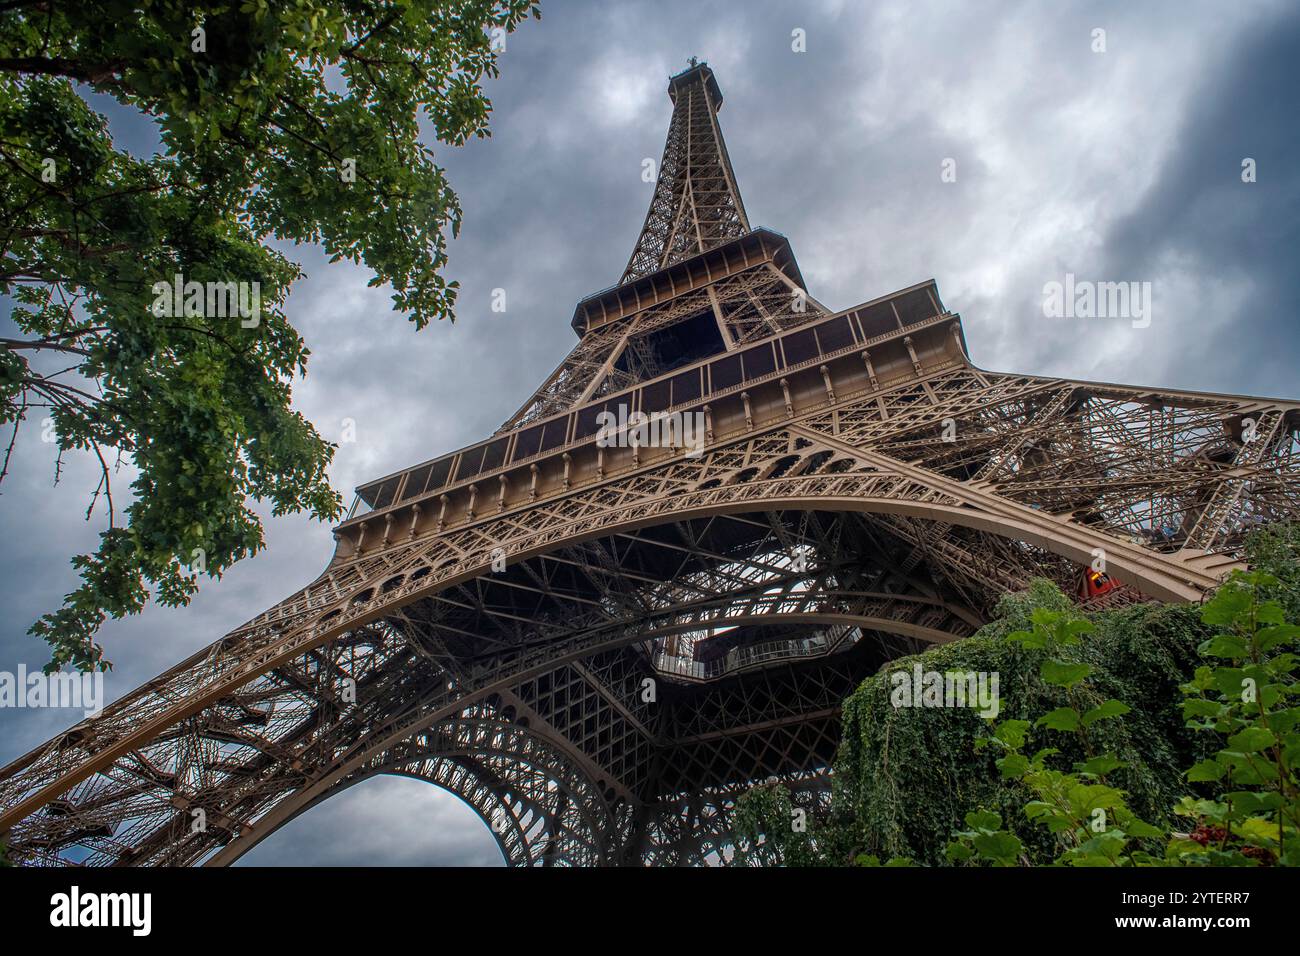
[0,56,126,87]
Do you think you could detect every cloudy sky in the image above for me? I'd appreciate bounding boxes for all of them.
[2,0,1297,865]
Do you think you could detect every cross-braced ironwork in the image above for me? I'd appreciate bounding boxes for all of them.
[2,62,1298,867]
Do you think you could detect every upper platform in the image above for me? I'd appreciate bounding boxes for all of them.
[669,61,724,107]
[341,63,967,533]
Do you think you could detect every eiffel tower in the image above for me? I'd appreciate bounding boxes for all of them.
[2,62,1298,867]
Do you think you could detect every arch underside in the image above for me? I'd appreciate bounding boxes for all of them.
[287,710,628,867]
[2,370,1297,866]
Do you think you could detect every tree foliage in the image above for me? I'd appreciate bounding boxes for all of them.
[0,1,537,670]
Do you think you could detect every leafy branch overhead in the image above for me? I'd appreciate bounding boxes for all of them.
[0,1,538,671]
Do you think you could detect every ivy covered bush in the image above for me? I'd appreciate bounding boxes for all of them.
[732,523,1300,867]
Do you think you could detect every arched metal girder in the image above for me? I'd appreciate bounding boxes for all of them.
[4,58,1298,869]
[0,415,1293,864]
[203,622,880,867]
[238,711,624,867]
[0,427,1293,866]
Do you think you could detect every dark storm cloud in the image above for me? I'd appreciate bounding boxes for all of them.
[1097,8,1300,398]
[2,0,1296,864]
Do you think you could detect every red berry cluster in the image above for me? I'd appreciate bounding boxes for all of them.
[1188,823,1275,865]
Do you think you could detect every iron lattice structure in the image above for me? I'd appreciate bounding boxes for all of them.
[2,63,1298,867]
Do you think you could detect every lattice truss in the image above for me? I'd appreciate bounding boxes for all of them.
[500,63,813,433]
[3,364,1294,866]
[501,261,825,431]
[808,373,1300,554]
[3,59,1299,867]
[620,64,748,284]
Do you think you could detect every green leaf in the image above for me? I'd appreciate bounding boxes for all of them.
[1230,790,1285,815]
[1199,635,1249,659]
[1006,628,1047,650]
[965,810,1002,831]
[1081,699,1131,726]
[1126,819,1165,839]
[1186,759,1225,782]
[1030,747,1061,767]
[1236,817,1281,845]
[972,831,1023,864]
[1201,587,1251,626]
[997,753,1030,780]
[993,719,1031,750]
[1182,698,1224,719]
[1023,800,1055,820]
[1209,667,1250,697]
[1257,624,1300,652]
[1167,838,1209,859]
[1077,754,1125,777]
[1226,727,1276,753]
[1067,782,1127,817]
[1040,659,1092,688]
[944,842,973,863]
[1036,707,1081,732]
[1054,617,1095,646]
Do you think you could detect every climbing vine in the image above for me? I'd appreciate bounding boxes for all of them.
[732,523,1300,867]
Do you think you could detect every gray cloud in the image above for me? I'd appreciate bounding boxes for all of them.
[2,0,1296,864]
[234,775,503,867]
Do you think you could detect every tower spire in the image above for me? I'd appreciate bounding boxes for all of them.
[619,61,750,284]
